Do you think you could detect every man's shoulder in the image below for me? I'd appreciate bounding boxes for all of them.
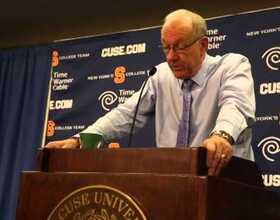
[155,61,170,70]
[151,62,178,87]
[207,53,250,72]
[154,62,174,78]
[205,53,252,80]
[213,53,249,64]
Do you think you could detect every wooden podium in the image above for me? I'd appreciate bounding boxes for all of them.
[16,147,280,220]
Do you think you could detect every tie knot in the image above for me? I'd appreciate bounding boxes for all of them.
[183,79,193,91]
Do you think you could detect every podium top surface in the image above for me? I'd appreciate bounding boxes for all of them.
[37,147,263,187]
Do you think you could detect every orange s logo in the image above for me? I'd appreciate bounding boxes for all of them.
[47,120,55,137]
[52,50,59,67]
[114,66,126,84]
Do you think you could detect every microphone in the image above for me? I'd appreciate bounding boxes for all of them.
[127,67,157,147]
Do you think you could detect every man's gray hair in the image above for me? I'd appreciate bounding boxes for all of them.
[163,9,207,39]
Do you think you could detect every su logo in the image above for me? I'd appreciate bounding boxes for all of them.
[52,50,59,67]
[47,120,55,137]
[114,66,126,84]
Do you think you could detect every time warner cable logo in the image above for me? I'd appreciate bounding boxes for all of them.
[262,47,280,71]
[257,136,280,162]
[98,90,135,111]
[98,91,118,111]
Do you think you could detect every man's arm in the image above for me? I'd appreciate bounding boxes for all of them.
[203,54,256,175]
[45,137,80,149]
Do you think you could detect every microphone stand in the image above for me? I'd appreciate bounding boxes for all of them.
[127,67,157,147]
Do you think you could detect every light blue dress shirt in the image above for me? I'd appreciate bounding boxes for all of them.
[81,53,256,160]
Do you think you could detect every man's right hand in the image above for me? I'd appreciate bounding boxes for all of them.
[44,138,80,149]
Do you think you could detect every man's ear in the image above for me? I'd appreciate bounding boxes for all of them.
[200,37,209,54]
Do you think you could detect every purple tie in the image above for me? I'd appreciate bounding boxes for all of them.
[176,79,193,147]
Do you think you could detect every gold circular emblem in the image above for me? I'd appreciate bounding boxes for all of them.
[47,185,147,220]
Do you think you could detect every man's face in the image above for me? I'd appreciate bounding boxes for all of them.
[161,21,208,79]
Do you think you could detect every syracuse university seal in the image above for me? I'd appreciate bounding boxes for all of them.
[47,185,147,220]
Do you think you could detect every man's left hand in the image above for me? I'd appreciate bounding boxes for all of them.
[203,135,233,176]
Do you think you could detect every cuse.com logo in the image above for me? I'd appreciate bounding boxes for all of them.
[262,47,280,71]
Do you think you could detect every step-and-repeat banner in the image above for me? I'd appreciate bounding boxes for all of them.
[47,28,164,147]
[46,8,280,191]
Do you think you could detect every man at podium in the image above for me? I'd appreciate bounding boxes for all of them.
[45,9,256,177]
